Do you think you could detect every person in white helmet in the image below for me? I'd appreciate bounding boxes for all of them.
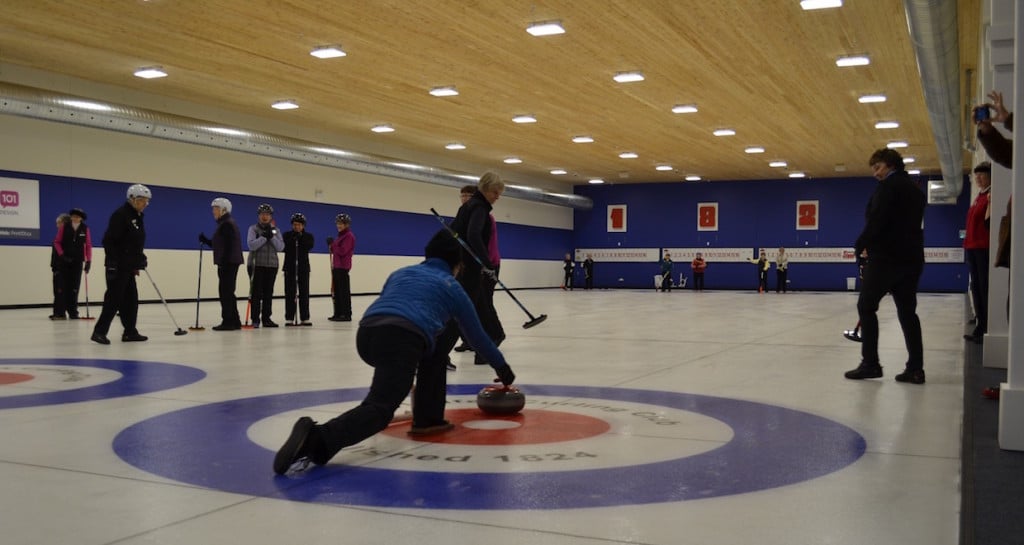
[91,184,151,345]
[200,197,244,330]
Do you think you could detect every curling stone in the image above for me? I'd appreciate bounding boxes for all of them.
[476,385,526,415]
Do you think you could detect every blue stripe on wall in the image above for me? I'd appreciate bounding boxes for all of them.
[2,169,571,261]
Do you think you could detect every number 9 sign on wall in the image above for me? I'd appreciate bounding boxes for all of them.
[607,204,627,232]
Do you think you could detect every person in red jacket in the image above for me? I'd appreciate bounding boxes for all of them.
[52,208,93,319]
[963,162,992,344]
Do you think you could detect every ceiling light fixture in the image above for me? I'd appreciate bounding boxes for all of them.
[745,146,765,154]
[836,55,870,67]
[512,114,537,123]
[886,141,909,148]
[858,94,887,103]
[429,86,459,97]
[572,136,595,143]
[656,165,673,171]
[550,169,568,175]
[613,71,645,83]
[801,0,843,10]
[713,129,736,136]
[769,161,788,168]
[788,172,806,178]
[685,175,702,182]
[310,45,346,59]
[526,21,565,36]
[445,142,466,150]
[619,152,638,159]
[371,124,395,133]
[671,104,698,114]
[903,157,916,163]
[875,121,899,129]
[271,100,299,110]
[133,66,167,79]
[503,157,523,164]
[588,178,605,184]
[908,169,921,175]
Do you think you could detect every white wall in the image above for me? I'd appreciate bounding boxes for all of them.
[0,115,573,307]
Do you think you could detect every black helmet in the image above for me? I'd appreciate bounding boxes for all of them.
[290,213,307,224]
[335,213,351,224]
[257,203,274,215]
[68,208,87,220]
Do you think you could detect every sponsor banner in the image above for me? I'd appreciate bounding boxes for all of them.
[575,248,660,262]
[607,204,627,232]
[0,177,40,240]
[662,248,752,263]
[924,247,965,263]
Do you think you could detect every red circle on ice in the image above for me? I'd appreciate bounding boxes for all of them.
[381,408,611,445]
[0,372,34,385]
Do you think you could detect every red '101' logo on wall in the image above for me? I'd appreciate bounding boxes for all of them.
[0,191,19,208]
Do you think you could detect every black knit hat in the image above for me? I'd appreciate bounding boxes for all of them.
[424,229,463,268]
[68,208,87,220]
[974,161,992,174]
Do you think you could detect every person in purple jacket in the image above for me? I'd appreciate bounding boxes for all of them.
[200,197,244,331]
[327,213,356,322]
[273,229,516,475]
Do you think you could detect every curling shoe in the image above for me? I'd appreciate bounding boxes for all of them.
[274,416,320,475]
[844,363,883,380]
[90,332,110,345]
[894,368,926,385]
[262,319,279,328]
[122,332,148,342]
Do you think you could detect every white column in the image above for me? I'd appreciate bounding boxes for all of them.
[998,0,1024,451]
[984,0,1016,368]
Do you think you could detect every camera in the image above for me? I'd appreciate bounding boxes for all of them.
[974,105,991,122]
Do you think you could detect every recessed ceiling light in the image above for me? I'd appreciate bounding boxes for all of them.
[713,129,736,136]
[858,94,887,103]
[526,21,565,36]
[836,55,870,67]
[429,86,459,97]
[613,71,645,83]
[512,114,537,124]
[60,99,112,112]
[788,172,806,178]
[503,157,523,164]
[801,0,843,10]
[572,136,595,143]
[271,100,299,110]
[656,165,673,171]
[445,142,466,150]
[875,121,899,129]
[310,45,346,59]
[685,175,702,181]
[903,157,916,163]
[133,66,167,79]
[619,152,639,159]
[371,124,395,133]
[886,141,909,148]
[550,169,567,175]
[769,161,788,168]
[588,178,605,184]
[672,104,698,114]
[908,169,921,175]
[208,127,248,136]
[745,146,765,154]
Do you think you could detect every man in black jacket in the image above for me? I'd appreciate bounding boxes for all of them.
[200,197,244,331]
[844,149,927,384]
[91,184,151,345]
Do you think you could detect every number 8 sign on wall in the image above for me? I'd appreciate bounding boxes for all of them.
[697,202,718,231]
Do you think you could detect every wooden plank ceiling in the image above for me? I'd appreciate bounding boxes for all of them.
[0,0,979,186]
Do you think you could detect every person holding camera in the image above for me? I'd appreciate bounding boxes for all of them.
[246,203,284,328]
[200,197,243,331]
[91,184,151,345]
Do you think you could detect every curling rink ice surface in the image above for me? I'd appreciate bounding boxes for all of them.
[0,288,965,545]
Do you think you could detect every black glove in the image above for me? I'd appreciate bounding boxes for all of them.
[493,365,516,387]
[199,233,212,247]
[481,267,497,281]
[326,236,334,247]
[139,257,148,270]
[84,261,91,273]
